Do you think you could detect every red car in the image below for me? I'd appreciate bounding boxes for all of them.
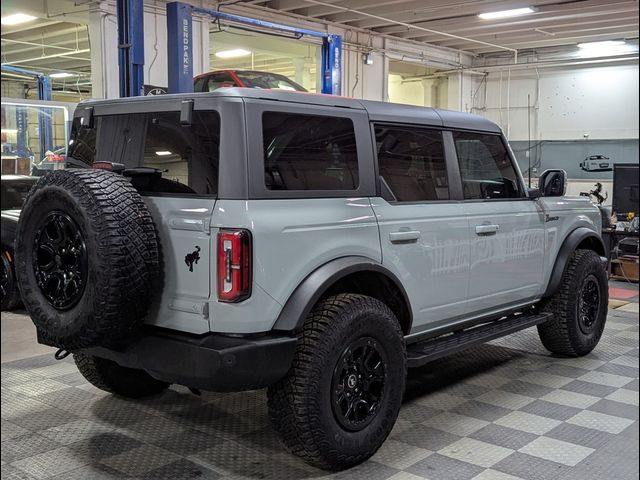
[194,70,307,93]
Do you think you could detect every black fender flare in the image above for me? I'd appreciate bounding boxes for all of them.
[543,227,607,298]
[272,256,412,333]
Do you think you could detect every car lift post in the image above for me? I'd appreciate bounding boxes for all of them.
[116,0,145,97]
[165,2,342,95]
[0,65,53,160]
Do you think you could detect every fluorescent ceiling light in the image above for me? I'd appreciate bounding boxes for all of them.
[49,72,75,79]
[155,151,172,156]
[1,13,37,25]
[215,48,251,59]
[478,7,535,20]
[578,40,626,49]
[1,129,18,134]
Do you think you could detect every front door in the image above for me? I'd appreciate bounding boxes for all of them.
[452,131,545,315]
[371,124,470,334]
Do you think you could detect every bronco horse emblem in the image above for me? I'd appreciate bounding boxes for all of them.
[185,246,201,272]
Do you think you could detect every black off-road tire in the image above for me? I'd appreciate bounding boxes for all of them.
[537,249,608,356]
[267,294,406,471]
[1,252,22,311]
[14,170,160,350]
[74,353,169,398]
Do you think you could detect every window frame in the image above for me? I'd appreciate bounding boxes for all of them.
[449,128,528,203]
[245,99,376,199]
[371,122,460,205]
[68,104,223,199]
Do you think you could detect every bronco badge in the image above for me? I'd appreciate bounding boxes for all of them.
[185,246,201,272]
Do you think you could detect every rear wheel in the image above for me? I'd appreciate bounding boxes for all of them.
[74,353,169,398]
[1,252,21,311]
[267,294,406,471]
[537,249,608,356]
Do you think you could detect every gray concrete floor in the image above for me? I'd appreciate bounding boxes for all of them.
[1,280,638,480]
[0,310,54,363]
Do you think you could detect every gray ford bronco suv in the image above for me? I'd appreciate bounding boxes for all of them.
[15,88,608,471]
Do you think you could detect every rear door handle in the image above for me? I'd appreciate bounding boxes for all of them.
[475,224,500,236]
[389,231,421,243]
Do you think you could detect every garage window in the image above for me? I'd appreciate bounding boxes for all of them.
[375,125,448,202]
[262,112,359,191]
[68,111,220,196]
[453,132,523,200]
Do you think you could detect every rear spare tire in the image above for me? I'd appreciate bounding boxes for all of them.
[14,169,160,350]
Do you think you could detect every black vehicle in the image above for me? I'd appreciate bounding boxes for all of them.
[1,175,37,310]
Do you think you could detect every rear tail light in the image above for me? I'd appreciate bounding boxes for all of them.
[217,229,252,302]
[92,161,114,171]
[92,161,125,173]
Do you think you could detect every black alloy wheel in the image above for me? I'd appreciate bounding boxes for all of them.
[33,211,87,310]
[0,256,9,302]
[331,336,387,432]
[577,274,601,334]
[537,249,608,356]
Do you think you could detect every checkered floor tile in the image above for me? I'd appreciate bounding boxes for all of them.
[1,307,638,480]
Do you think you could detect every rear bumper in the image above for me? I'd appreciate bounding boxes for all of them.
[82,328,298,392]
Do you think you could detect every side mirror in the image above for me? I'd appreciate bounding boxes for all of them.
[538,169,567,197]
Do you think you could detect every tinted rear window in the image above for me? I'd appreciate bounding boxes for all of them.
[68,111,220,195]
[262,112,359,191]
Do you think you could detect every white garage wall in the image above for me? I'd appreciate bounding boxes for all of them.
[474,63,639,141]
[387,74,424,106]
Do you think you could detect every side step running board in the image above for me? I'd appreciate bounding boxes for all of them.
[406,312,552,368]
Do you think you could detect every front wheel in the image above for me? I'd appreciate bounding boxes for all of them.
[267,294,406,471]
[537,249,608,356]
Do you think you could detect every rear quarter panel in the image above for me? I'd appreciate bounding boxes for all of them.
[210,198,381,333]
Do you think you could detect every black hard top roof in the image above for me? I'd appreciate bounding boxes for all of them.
[79,87,501,133]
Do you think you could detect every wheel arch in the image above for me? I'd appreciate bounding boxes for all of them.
[543,227,607,298]
[272,256,413,335]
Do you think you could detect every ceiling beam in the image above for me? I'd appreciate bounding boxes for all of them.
[291,0,414,18]
[398,11,639,41]
[321,0,535,24]
[427,22,638,48]
[2,25,88,44]
[369,1,638,33]
[453,32,640,53]
[267,0,327,12]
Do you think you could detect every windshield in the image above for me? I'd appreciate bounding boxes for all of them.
[67,110,220,196]
[235,71,307,92]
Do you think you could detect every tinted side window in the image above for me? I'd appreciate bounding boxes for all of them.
[262,112,359,191]
[375,125,448,202]
[68,111,220,196]
[453,132,522,200]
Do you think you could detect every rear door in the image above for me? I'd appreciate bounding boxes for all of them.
[79,103,223,333]
[370,124,470,334]
[452,131,545,315]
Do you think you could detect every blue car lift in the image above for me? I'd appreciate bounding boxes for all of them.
[117,0,145,97]
[0,64,53,159]
[166,2,342,95]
